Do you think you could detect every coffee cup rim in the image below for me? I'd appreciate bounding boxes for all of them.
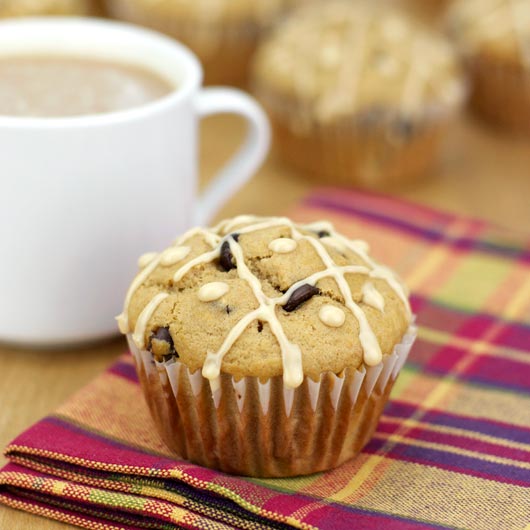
[0,17,203,129]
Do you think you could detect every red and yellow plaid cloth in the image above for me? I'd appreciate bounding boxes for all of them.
[1,188,529,530]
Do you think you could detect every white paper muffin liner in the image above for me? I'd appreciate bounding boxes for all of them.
[465,55,530,135]
[128,323,417,477]
[251,83,467,188]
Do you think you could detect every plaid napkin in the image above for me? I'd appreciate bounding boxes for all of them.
[1,188,529,530]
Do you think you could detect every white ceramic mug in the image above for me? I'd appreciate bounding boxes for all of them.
[0,18,270,347]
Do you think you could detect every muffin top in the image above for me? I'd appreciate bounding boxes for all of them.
[252,0,465,124]
[0,0,89,16]
[116,0,291,25]
[118,216,411,388]
[446,0,530,68]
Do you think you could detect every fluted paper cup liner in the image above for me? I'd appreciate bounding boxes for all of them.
[128,323,417,478]
[252,83,467,189]
[466,54,530,135]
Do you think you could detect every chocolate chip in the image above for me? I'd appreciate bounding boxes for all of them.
[257,321,263,332]
[283,284,320,312]
[226,305,231,314]
[219,233,240,271]
[148,326,177,359]
[220,241,236,271]
[317,230,330,238]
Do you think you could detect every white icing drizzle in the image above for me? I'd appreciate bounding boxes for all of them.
[274,265,369,304]
[319,305,346,327]
[116,253,163,333]
[117,228,219,333]
[160,246,191,267]
[132,292,169,349]
[351,239,370,253]
[269,238,298,254]
[231,216,292,237]
[303,220,334,233]
[173,248,220,283]
[138,252,158,269]
[121,216,411,388]
[331,231,411,318]
[320,235,349,254]
[174,226,221,248]
[213,215,277,235]
[203,239,304,388]
[302,235,384,366]
[362,281,385,312]
[201,218,397,372]
[198,282,230,302]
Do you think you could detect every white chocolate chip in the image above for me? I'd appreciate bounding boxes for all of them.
[268,238,298,254]
[160,246,191,267]
[318,304,346,327]
[198,282,230,302]
[137,252,158,269]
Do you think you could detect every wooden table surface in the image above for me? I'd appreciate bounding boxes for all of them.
[1,111,529,529]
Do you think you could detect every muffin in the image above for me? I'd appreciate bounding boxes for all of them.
[252,1,466,189]
[446,0,530,134]
[0,0,92,16]
[117,216,416,477]
[104,0,293,85]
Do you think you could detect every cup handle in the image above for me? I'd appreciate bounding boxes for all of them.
[193,87,270,226]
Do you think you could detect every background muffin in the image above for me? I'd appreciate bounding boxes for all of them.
[252,1,466,189]
[104,0,293,85]
[446,0,530,134]
[118,216,416,477]
[0,0,93,16]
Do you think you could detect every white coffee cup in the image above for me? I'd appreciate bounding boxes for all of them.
[0,18,270,347]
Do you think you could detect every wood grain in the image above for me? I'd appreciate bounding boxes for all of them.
[1,111,529,529]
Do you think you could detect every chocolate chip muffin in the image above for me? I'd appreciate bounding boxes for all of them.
[446,0,530,134]
[104,0,293,86]
[0,0,92,16]
[118,216,416,477]
[252,1,466,189]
